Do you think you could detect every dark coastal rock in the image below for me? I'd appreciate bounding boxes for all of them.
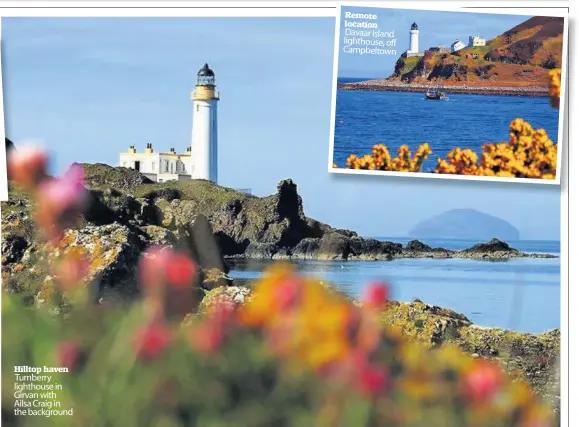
[146,187,182,202]
[140,225,179,247]
[405,239,432,252]
[81,163,154,190]
[464,238,516,253]
[5,137,15,154]
[200,268,233,290]
[1,234,30,265]
[318,233,350,260]
[292,238,321,259]
[350,237,400,260]
[84,188,144,226]
[189,214,228,274]
[33,223,145,309]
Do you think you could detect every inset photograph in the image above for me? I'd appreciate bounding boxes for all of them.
[330,6,568,184]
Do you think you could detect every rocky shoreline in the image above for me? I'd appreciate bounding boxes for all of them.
[225,236,555,261]
[1,165,556,297]
[201,284,561,415]
[338,80,550,97]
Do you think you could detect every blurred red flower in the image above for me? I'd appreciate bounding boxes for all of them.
[34,164,87,242]
[363,282,389,309]
[57,341,83,371]
[165,253,196,288]
[462,361,504,402]
[139,247,196,291]
[357,364,388,397]
[133,322,173,361]
[272,277,301,311]
[190,322,224,355]
[7,144,48,192]
[54,252,90,291]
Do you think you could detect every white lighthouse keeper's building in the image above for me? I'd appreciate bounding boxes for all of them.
[191,63,219,184]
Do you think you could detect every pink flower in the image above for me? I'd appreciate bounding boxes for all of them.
[208,302,236,325]
[139,246,172,291]
[357,364,388,397]
[34,165,87,242]
[7,144,48,192]
[57,341,84,371]
[190,322,224,355]
[272,278,301,311]
[363,282,389,309]
[462,361,504,402]
[132,322,173,361]
[139,247,197,291]
[165,253,196,288]
[54,252,90,290]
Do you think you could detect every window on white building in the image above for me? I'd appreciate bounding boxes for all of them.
[170,163,174,174]
[165,161,169,172]
[152,161,156,171]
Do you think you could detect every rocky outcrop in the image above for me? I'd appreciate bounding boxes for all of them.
[197,286,252,314]
[382,299,560,414]
[82,162,154,190]
[196,283,561,413]
[1,165,556,307]
[464,237,515,253]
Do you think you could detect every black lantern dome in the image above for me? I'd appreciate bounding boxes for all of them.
[197,63,216,86]
[411,22,418,30]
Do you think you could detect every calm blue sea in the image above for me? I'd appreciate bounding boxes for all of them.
[228,238,560,334]
[333,78,560,172]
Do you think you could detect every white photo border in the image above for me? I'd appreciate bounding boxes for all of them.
[328,2,569,186]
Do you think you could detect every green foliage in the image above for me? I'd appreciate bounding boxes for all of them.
[1,295,322,427]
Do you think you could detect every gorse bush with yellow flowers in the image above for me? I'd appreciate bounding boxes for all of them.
[2,148,556,427]
[335,69,561,179]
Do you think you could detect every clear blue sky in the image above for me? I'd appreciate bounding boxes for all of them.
[2,17,560,240]
[338,7,532,78]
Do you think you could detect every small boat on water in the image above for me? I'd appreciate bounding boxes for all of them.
[425,86,449,100]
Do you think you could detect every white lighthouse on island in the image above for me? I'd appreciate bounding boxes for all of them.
[409,22,419,53]
[403,22,424,58]
[191,63,219,183]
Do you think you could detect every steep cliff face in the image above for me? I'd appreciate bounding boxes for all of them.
[388,16,564,86]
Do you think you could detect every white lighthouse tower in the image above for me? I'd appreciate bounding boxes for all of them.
[409,22,419,54]
[191,63,219,183]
